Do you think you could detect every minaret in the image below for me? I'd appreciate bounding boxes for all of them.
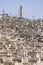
[20,5,22,18]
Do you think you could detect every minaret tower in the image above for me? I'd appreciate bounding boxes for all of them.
[20,5,22,18]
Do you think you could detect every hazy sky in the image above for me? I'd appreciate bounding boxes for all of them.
[0,0,43,19]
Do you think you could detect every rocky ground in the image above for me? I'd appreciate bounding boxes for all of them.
[0,14,43,65]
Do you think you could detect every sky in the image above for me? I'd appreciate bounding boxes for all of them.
[0,0,43,19]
